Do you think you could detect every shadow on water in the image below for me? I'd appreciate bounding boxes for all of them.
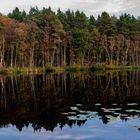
[0,71,139,132]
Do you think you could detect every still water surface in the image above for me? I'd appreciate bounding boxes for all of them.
[0,71,139,140]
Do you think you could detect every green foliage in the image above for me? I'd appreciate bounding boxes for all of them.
[45,67,56,73]
[88,15,96,30]
[0,69,8,75]
[117,13,139,38]
[90,66,105,71]
[97,12,117,36]
[66,67,78,72]
[65,10,75,30]
[12,68,23,74]
[8,7,27,21]
[0,7,139,70]
[66,66,88,72]
[75,11,88,29]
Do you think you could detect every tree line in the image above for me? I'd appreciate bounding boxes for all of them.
[0,7,140,68]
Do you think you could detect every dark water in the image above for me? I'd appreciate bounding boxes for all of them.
[0,71,140,140]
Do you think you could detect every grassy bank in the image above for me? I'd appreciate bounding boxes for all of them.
[66,65,140,72]
[0,67,65,75]
[0,65,140,75]
[90,65,140,71]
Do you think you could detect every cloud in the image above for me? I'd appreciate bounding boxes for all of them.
[69,0,140,17]
[0,0,139,17]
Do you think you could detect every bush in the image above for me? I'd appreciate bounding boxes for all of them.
[45,67,56,73]
[0,69,8,75]
[66,67,78,72]
[90,66,105,71]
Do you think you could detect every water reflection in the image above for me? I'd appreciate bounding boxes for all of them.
[0,71,139,132]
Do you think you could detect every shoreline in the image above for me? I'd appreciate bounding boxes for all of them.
[0,65,140,75]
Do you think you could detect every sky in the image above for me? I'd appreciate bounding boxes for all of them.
[0,0,139,17]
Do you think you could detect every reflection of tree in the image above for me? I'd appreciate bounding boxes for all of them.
[0,72,139,131]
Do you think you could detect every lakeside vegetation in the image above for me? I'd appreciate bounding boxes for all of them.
[0,6,140,73]
[0,65,140,75]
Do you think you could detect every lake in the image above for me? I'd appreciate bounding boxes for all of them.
[0,71,139,140]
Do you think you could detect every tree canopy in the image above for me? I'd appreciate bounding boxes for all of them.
[0,7,139,68]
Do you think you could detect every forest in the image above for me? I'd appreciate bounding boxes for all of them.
[0,7,140,69]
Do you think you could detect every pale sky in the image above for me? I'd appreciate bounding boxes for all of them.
[0,0,139,17]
